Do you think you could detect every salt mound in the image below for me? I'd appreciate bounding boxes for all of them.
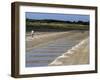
[49,38,89,66]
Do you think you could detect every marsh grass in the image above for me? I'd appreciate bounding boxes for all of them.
[26,20,89,32]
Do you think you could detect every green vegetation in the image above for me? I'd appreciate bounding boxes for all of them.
[26,19,89,32]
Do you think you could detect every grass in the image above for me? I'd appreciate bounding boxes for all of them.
[26,20,89,32]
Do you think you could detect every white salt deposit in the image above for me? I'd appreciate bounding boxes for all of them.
[49,38,89,66]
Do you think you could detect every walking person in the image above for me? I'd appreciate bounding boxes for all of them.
[31,30,34,38]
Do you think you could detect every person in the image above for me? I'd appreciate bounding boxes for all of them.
[31,30,34,38]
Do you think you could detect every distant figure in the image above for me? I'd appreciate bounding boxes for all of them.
[31,30,34,38]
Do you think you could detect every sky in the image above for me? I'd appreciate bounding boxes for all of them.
[26,12,90,22]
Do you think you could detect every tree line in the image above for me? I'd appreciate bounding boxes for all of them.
[26,19,89,25]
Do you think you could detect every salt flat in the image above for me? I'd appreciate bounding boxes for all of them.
[26,31,89,67]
